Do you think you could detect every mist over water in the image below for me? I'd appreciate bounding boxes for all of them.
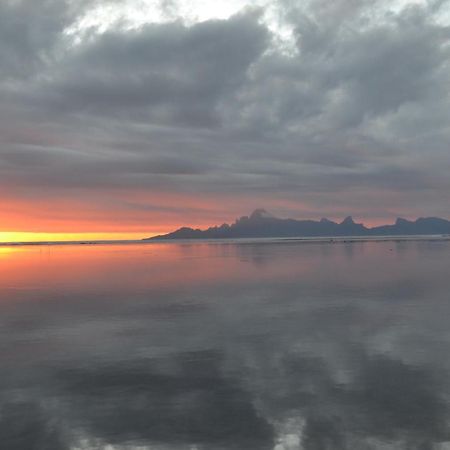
[1,240,450,449]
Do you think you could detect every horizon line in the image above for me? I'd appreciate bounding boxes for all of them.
[2,235,450,248]
[2,212,449,245]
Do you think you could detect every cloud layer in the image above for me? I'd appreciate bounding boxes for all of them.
[1,0,449,234]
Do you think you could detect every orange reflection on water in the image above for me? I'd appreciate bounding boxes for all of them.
[0,242,318,303]
[0,247,22,257]
[0,240,440,306]
[0,232,149,243]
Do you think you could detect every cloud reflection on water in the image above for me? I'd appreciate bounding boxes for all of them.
[1,240,450,449]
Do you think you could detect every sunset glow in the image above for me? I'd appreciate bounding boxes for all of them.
[1,0,449,241]
[0,232,149,243]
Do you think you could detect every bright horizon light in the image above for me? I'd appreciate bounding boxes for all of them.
[0,232,156,243]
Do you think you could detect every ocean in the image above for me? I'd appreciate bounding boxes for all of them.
[1,239,450,449]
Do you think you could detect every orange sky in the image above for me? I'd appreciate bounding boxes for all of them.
[0,192,212,242]
[0,188,405,243]
[0,190,230,241]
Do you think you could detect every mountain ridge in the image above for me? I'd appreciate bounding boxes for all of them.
[145,209,450,240]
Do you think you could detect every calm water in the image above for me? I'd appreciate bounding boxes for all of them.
[1,240,450,449]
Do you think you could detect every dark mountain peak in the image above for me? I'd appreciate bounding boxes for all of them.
[320,217,334,224]
[249,209,275,220]
[395,217,411,225]
[341,216,355,225]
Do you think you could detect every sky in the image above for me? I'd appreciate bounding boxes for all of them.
[0,0,449,241]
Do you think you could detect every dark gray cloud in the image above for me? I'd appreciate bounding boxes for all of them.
[0,0,449,228]
[38,10,268,128]
[0,0,69,79]
[56,351,274,449]
[0,401,68,450]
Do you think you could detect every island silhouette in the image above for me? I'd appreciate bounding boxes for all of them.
[146,209,450,240]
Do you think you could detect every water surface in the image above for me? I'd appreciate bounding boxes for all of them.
[1,240,450,449]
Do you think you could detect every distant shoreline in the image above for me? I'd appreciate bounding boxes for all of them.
[145,210,450,241]
[1,235,450,247]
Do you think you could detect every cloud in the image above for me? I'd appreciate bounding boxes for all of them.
[0,0,450,232]
[0,400,69,450]
[36,10,269,128]
[55,351,274,449]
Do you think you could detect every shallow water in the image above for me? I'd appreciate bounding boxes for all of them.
[1,240,450,449]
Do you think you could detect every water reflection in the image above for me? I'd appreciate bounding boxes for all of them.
[1,240,450,449]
